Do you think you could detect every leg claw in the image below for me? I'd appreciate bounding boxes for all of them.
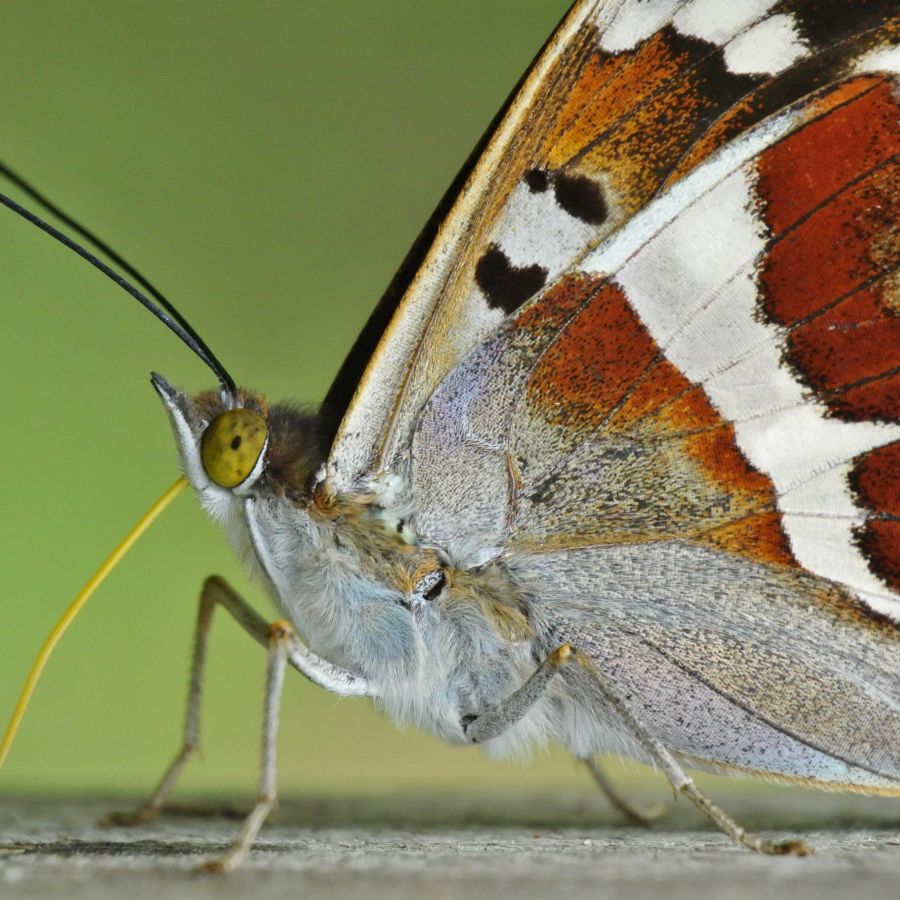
[98,808,157,828]
[198,857,232,875]
[765,838,814,857]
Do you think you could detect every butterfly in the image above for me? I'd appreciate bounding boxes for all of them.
[5,0,899,874]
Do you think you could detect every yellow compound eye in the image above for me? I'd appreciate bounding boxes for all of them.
[201,409,267,488]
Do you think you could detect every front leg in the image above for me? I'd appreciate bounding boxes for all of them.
[464,644,574,743]
[204,575,371,697]
[108,575,370,830]
[201,619,292,873]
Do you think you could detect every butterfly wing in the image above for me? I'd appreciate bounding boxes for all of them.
[531,542,900,790]
[326,0,897,496]
[412,65,900,587]
[404,16,900,787]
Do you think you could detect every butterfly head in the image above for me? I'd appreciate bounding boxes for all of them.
[152,373,327,510]
[151,373,271,497]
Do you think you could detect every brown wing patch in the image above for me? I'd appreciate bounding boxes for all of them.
[603,357,693,430]
[756,77,897,235]
[788,283,900,422]
[760,165,897,325]
[702,510,796,568]
[789,283,900,404]
[756,77,899,423]
[642,382,722,434]
[851,441,900,592]
[829,373,900,423]
[525,283,657,431]
[514,269,603,332]
[857,520,900,593]
[682,425,774,500]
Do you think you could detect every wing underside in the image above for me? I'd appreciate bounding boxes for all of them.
[328,0,898,504]
[411,64,900,621]
[322,0,900,787]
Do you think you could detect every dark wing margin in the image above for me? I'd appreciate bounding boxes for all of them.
[317,3,572,446]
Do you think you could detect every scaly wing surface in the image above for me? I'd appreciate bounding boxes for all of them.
[405,15,900,788]
[328,1,896,500]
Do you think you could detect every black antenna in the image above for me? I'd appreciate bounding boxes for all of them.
[0,162,236,395]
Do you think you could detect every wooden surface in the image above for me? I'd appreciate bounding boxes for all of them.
[1,791,898,899]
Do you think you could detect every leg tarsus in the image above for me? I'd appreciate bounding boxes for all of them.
[679,781,812,856]
[580,756,667,827]
[198,795,277,874]
[101,743,198,826]
[198,620,291,873]
[573,650,813,856]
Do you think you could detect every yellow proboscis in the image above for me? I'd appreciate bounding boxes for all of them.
[0,475,188,769]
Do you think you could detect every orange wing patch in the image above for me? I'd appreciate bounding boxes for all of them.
[525,282,657,431]
[513,278,793,567]
[550,28,757,216]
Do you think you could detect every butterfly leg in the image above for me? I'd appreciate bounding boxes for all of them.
[199,618,291,874]
[464,643,575,743]
[580,756,668,826]
[102,578,222,826]
[576,652,812,856]
[105,575,369,829]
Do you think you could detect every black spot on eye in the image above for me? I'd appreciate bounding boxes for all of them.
[230,435,242,450]
[475,244,548,314]
[524,168,549,192]
[553,172,607,225]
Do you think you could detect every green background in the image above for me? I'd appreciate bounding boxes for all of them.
[0,0,790,808]
[0,0,602,798]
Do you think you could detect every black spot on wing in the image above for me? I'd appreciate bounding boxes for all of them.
[525,168,550,192]
[784,0,894,48]
[475,245,548,314]
[552,172,608,225]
